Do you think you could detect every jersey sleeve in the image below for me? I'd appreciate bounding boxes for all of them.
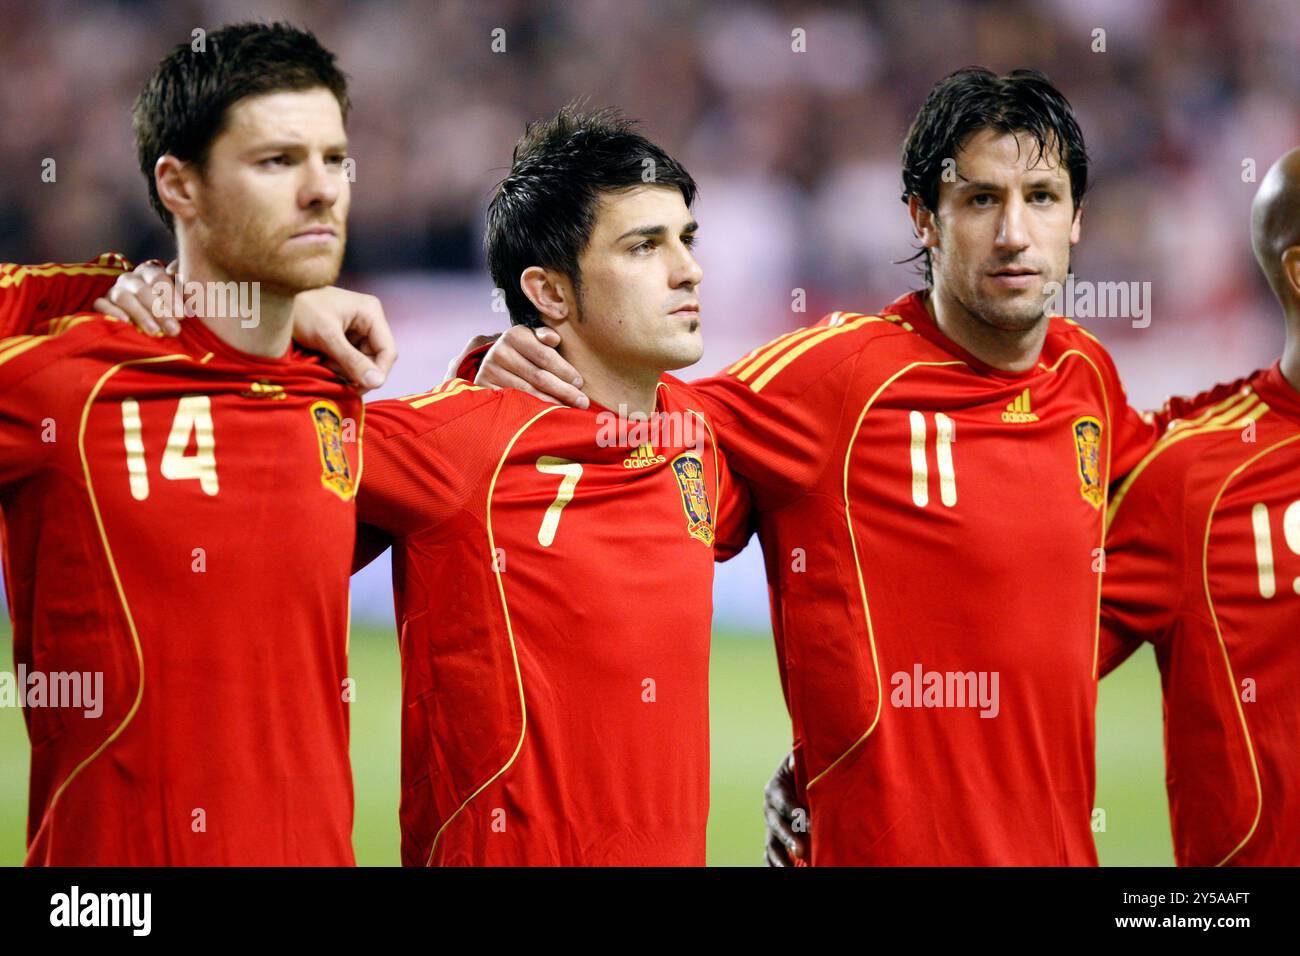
[0,315,113,486]
[0,255,131,338]
[1098,445,1187,676]
[1147,374,1256,434]
[356,379,504,537]
[688,313,884,505]
[0,338,48,486]
[1076,326,1162,486]
[712,458,754,561]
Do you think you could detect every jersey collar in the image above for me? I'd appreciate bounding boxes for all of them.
[884,290,1047,382]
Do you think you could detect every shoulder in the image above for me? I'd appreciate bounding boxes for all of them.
[363,379,539,441]
[717,309,912,397]
[1044,316,1119,367]
[1107,379,1268,525]
[1153,373,1259,426]
[0,254,131,289]
[0,312,150,385]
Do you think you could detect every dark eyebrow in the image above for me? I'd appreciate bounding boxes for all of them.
[953,178,1003,192]
[250,140,349,154]
[954,176,1063,192]
[616,220,699,242]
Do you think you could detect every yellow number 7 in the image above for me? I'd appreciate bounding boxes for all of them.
[535,456,583,547]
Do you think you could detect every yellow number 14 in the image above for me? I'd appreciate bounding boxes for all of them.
[119,395,219,501]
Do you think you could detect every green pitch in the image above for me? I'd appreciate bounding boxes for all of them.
[0,625,1172,866]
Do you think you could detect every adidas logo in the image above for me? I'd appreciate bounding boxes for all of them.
[1001,388,1038,423]
[242,380,287,400]
[623,443,666,469]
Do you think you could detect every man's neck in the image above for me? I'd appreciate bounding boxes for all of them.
[1280,316,1300,393]
[176,254,295,358]
[926,285,1048,373]
[560,343,661,417]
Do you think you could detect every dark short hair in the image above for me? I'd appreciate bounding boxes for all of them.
[901,67,1089,284]
[133,22,350,232]
[486,104,697,328]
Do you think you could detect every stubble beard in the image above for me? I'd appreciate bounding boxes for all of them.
[204,212,345,297]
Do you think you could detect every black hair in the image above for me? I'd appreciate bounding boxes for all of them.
[133,21,350,232]
[900,67,1089,285]
[486,104,697,327]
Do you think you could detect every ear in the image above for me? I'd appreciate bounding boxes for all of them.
[1069,201,1084,247]
[519,266,574,326]
[1282,246,1300,302]
[155,155,200,226]
[908,195,940,250]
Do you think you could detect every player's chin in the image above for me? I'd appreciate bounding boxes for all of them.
[977,286,1048,330]
[266,254,343,294]
[656,335,705,372]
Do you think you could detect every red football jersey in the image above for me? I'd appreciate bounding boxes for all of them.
[690,291,1159,865]
[357,377,744,865]
[1100,363,1300,865]
[0,259,361,865]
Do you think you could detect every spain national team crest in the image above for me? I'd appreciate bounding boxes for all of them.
[671,453,714,546]
[310,400,355,501]
[1072,416,1104,509]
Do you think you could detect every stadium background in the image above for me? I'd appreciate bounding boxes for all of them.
[2,0,1298,865]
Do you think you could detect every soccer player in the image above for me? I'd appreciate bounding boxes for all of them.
[462,69,1162,865]
[1098,148,1300,866]
[0,23,385,865]
[86,108,747,866]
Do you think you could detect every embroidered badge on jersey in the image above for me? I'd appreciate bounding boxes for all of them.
[311,400,354,500]
[1072,416,1104,509]
[671,452,714,546]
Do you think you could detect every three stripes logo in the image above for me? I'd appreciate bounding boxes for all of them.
[241,380,287,400]
[623,443,666,469]
[1002,388,1039,423]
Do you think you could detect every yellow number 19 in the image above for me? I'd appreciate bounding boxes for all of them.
[1251,500,1300,598]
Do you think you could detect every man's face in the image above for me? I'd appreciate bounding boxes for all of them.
[922,127,1081,331]
[189,88,349,294]
[568,184,704,374]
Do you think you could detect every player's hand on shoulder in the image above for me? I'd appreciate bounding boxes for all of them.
[93,259,181,337]
[445,333,501,386]
[764,750,807,867]
[477,324,588,409]
[292,286,397,394]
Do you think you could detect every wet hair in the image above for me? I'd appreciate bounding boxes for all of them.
[900,67,1089,284]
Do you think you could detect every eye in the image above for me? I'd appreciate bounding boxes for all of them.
[631,240,654,255]
[1030,190,1055,203]
[326,153,348,167]
[682,234,698,248]
[970,193,995,207]
[260,155,290,168]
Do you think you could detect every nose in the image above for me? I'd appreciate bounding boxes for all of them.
[299,154,340,210]
[673,242,704,289]
[995,194,1030,252]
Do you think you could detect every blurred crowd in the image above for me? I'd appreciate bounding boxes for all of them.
[2,0,1299,401]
